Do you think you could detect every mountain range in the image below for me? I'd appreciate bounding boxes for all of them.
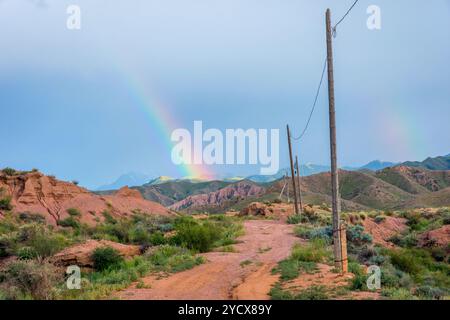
[95,154,450,192]
[157,165,450,213]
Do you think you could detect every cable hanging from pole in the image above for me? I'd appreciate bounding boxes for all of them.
[332,0,360,36]
[291,0,360,141]
[291,57,327,141]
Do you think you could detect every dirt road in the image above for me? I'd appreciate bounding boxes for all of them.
[117,220,298,300]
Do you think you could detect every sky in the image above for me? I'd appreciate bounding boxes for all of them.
[0,0,449,189]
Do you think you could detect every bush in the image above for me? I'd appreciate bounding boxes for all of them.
[17,246,38,260]
[0,234,16,257]
[415,285,447,300]
[382,287,417,300]
[295,285,329,300]
[374,215,386,224]
[147,245,203,273]
[348,262,368,290]
[0,196,12,211]
[57,217,80,229]
[171,219,222,252]
[16,224,68,257]
[18,212,46,224]
[67,208,81,217]
[0,260,61,299]
[2,168,16,176]
[290,239,330,263]
[346,225,372,246]
[294,225,332,242]
[91,247,124,271]
[287,215,302,225]
[388,249,423,275]
[430,247,446,262]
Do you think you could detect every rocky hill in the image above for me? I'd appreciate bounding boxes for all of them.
[159,166,450,213]
[401,154,450,170]
[0,170,174,225]
[169,180,266,212]
[134,180,231,207]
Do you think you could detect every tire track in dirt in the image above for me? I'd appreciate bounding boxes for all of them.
[117,220,298,300]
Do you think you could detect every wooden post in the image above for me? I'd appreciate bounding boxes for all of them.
[326,9,343,270]
[295,156,303,214]
[286,125,299,215]
[340,224,348,273]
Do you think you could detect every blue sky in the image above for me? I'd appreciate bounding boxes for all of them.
[0,0,449,189]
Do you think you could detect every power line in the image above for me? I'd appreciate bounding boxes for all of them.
[292,57,327,141]
[333,0,360,35]
[291,0,360,141]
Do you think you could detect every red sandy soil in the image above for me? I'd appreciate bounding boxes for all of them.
[117,220,298,300]
[419,224,450,247]
[0,171,174,225]
[281,263,380,300]
[363,216,407,247]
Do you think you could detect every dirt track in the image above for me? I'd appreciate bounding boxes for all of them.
[117,220,298,300]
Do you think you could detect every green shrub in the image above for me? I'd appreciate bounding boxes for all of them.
[0,234,16,257]
[2,168,16,176]
[388,249,423,275]
[57,217,80,229]
[17,246,38,260]
[295,285,329,300]
[147,245,203,272]
[91,247,124,271]
[18,212,46,224]
[15,224,68,257]
[290,239,330,263]
[287,215,302,225]
[430,247,446,262]
[67,208,81,217]
[346,225,372,245]
[270,283,294,300]
[171,219,222,252]
[382,287,417,300]
[374,215,386,224]
[415,285,447,300]
[0,196,12,211]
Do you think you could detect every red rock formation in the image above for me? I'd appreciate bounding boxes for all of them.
[363,216,407,247]
[169,181,265,211]
[419,225,450,247]
[50,240,141,268]
[0,171,174,225]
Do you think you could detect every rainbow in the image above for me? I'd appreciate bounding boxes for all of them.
[118,70,214,180]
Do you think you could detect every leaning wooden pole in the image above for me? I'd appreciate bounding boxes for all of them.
[295,155,303,214]
[286,125,299,215]
[325,9,345,272]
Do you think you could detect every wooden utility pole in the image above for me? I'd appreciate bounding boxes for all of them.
[326,9,345,272]
[295,156,303,214]
[286,125,299,215]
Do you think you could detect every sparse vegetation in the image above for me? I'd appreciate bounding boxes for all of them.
[287,214,302,224]
[0,260,61,300]
[1,168,17,176]
[0,196,12,211]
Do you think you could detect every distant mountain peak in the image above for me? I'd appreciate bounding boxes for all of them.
[147,176,174,185]
[360,160,397,171]
[96,172,151,191]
